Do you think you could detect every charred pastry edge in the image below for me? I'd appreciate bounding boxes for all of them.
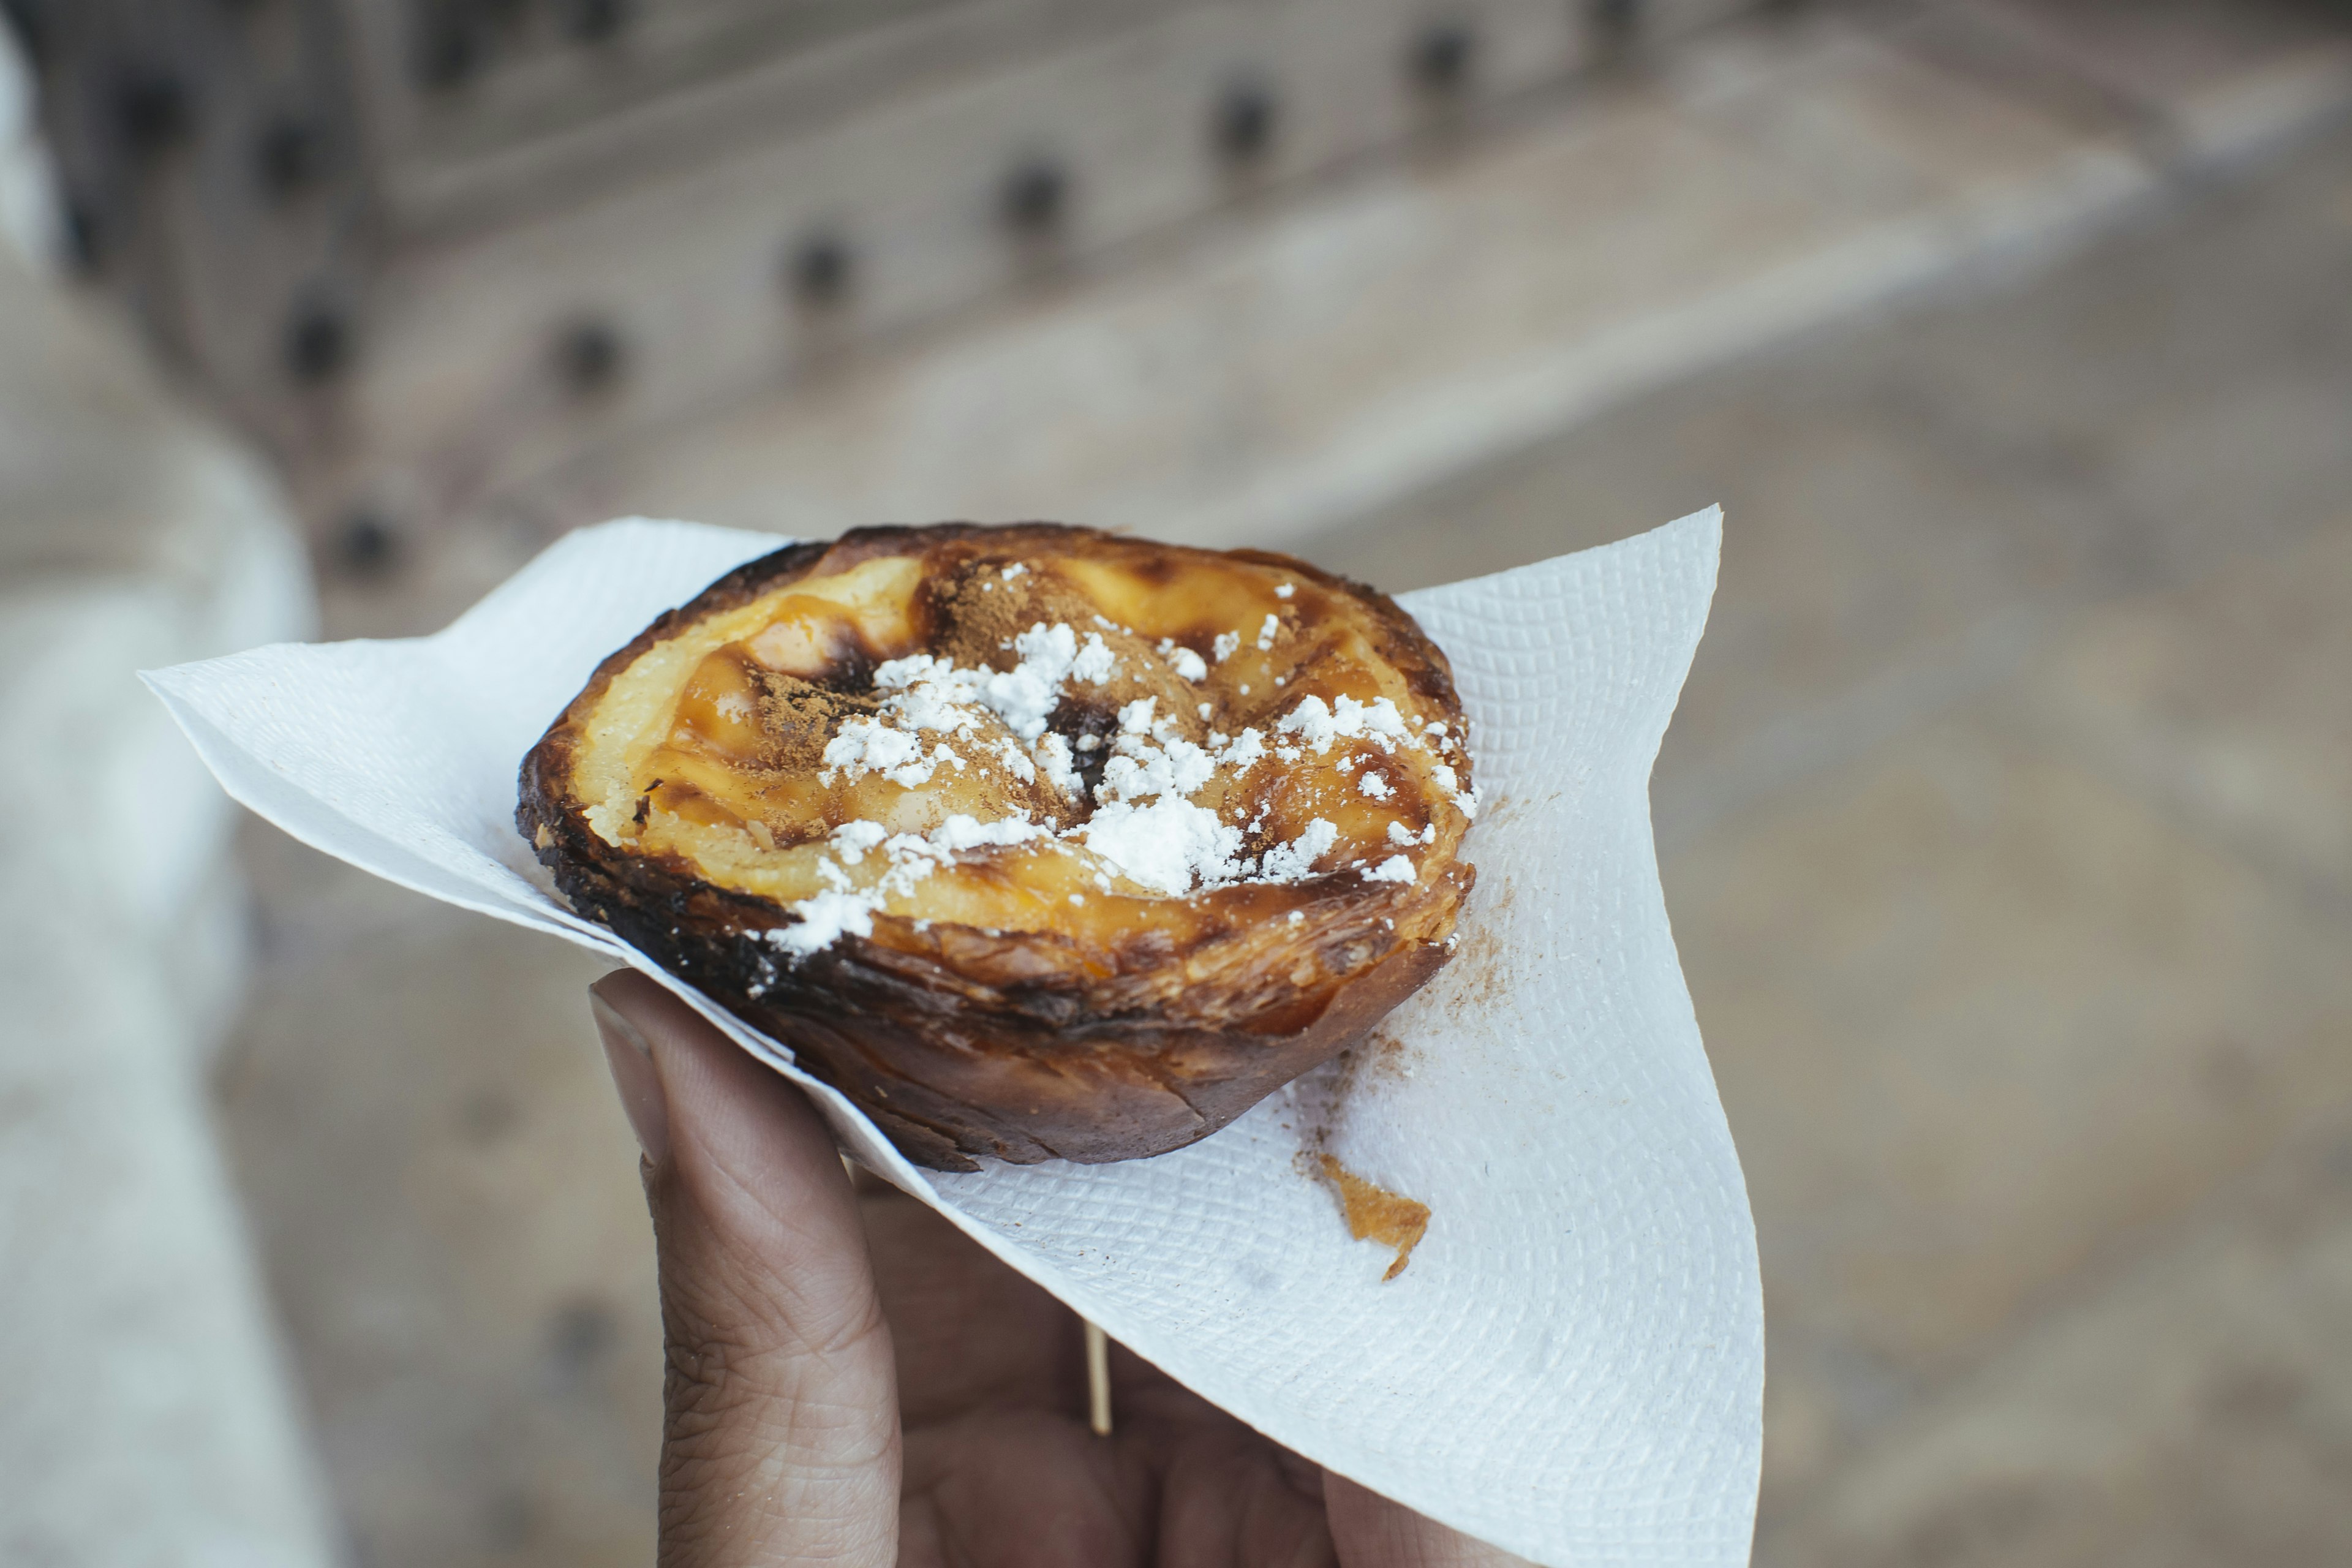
[518,522,1474,1170]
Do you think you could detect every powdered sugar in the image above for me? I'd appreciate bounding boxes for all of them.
[980,622,1118,739]
[774,614,1460,956]
[771,813,1050,956]
[1258,818,1338,881]
[832,820,888,861]
[1158,638,1210,682]
[993,736,1038,784]
[1099,731,1218,804]
[769,889,878,956]
[1070,698,1311,895]
[1080,797,1245,896]
[1430,761,1480,820]
[823,719,964,788]
[823,622,1126,792]
[1219,727,1267,773]
[1033,732,1082,797]
[1276,693,1413,755]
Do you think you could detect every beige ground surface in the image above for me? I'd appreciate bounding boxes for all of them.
[1308,118,2352,1568]
[217,47,2352,1568]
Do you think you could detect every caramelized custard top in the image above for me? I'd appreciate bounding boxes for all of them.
[564,532,1476,959]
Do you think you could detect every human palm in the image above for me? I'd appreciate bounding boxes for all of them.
[594,970,1518,1567]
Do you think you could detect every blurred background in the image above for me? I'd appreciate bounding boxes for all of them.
[2,0,2349,1563]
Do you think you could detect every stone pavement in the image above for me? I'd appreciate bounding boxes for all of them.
[1308,116,2352,1568]
[216,842,649,1567]
[216,30,2352,1568]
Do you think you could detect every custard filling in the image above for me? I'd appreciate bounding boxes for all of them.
[568,543,1475,956]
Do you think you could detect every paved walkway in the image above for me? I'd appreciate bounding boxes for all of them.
[1311,115,2352,1568]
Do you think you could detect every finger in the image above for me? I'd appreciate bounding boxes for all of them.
[592,971,900,1568]
[857,1178,1085,1427]
[1323,1474,1535,1568]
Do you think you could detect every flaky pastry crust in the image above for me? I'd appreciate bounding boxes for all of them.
[519,523,1476,1169]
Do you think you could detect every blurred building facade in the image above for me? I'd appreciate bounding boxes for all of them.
[19,0,1746,554]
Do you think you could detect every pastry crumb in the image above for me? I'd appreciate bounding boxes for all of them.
[1314,1154,1431,1281]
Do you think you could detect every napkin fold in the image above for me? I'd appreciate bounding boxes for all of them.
[147,507,1757,1566]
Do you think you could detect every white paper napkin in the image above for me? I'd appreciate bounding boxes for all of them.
[147,507,1757,1566]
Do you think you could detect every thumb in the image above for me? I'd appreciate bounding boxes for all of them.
[591,970,900,1567]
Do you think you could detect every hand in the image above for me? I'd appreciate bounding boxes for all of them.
[589,970,1527,1567]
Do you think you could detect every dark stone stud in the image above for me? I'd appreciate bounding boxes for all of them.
[334,508,399,577]
[554,317,624,393]
[116,68,194,157]
[285,301,350,383]
[789,232,853,306]
[255,114,328,197]
[1409,20,1475,94]
[1591,0,1641,42]
[1000,158,1068,235]
[1213,80,1278,164]
[562,0,627,43]
[413,10,477,89]
[546,1297,617,1379]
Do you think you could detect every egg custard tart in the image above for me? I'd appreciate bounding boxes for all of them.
[519,523,1477,1169]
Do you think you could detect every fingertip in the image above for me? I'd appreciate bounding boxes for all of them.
[590,969,853,1234]
[589,980,669,1166]
[589,967,712,1049]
